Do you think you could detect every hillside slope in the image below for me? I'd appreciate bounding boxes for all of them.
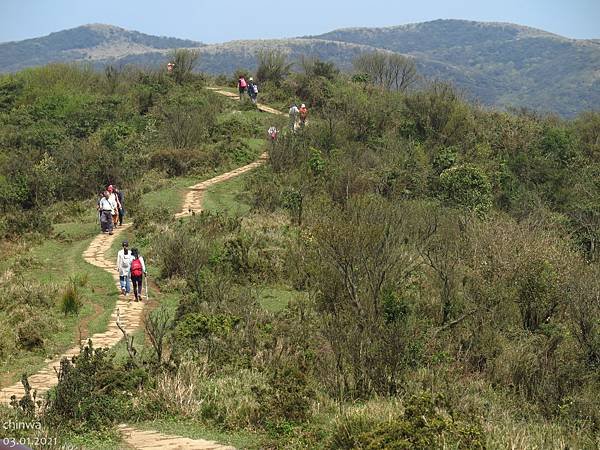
[309,19,600,115]
[0,24,204,72]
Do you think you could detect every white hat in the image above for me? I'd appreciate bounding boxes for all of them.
[301,104,306,108]
[249,77,253,81]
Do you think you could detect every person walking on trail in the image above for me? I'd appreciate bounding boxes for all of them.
[238,75,248,100]
[114,186,125,226]
[299,104,308,128]
[268,126,278,141]
[130,248,147,302]
[97,191,114,235]
[116,240,133,297]
[107,185,120,228]
[247,77,258,104]
[289,104,299,131]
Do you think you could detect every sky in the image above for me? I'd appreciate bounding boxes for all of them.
[0,0,598,44]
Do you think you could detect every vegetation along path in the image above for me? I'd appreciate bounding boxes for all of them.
[0,87,280,449]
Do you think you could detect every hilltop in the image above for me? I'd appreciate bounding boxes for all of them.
[309,19,600,115]
[0,24,204,72]
[0,20,598,116]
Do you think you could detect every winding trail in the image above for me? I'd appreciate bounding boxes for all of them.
[0,87,281,449]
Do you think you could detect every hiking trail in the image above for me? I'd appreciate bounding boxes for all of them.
[0,87,283,449]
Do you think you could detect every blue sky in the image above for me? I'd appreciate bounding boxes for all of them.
[0,0,598,43]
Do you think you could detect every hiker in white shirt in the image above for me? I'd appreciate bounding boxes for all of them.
[289,104,299,131]
[107,185,120,228]
[97,191,114,235]
[116,240,134,296]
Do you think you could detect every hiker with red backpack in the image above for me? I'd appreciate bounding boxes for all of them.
[129,248,147,302]
[238,75,248,100]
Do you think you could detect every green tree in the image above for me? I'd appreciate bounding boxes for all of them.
[168,49,200,84]
[256,49,292,85]
[439,164,492,214]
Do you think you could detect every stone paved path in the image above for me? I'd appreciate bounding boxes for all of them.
[0,86,278,449]
[118,425,235,450]
[0,223,144,404]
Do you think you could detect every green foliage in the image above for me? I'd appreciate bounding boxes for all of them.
[172,313,240,355]
[46,343,147,431]
[168,48,200,84]
[60,279,83,316]
[256,49,292,86]
[352,394,484,450]
[439,164,492,214]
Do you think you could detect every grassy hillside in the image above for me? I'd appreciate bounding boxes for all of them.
[1,62,600,448]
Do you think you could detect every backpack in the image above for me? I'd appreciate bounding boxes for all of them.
[131,258,143,277]
[239,78,247,88]
[252,84,259,94]
[120,252,132,270]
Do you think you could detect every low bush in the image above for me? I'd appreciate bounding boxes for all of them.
[330,394,484,450]
[59,280,83,316]
[46,343,147,431]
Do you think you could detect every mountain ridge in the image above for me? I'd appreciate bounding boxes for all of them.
[0,20,598,116]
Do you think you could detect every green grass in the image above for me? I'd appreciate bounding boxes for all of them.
[203,174,252,217]
[140,176,198,216]
[62,429,128,450]
[0,220,118,386]
[257,285,306,313]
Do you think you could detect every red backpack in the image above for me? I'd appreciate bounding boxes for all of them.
[239,78,247,88]
[131,258,143,277]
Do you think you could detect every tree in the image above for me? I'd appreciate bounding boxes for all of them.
[256,49,292,85]
[299,55,339,80]
[168,49,200,84]
[439,165,492,215]
[353,51,417,92]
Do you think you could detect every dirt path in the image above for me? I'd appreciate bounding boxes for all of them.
[0,87,277,449]
[206,87,285,116]
[118,425,235,450]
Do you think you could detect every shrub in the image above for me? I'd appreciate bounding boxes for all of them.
[46,343,147,430]
[256,365,315,425]
[256,50,292,86]
[439,164,492,214]
[332,394,484,450]
[60,280,83,316]
[0,322,17,359]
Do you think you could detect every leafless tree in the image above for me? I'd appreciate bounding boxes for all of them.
[353,51,417,92]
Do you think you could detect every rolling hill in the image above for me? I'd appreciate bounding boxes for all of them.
[0,20,598,116]
[309,19,600,116]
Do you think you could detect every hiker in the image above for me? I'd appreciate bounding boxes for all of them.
[268,126,278,141]
[116,240,133,297]
[238,75,248,100]
[289,104,299,131]
[130,248,147,302]
[97,191,114,235]
[299,104,308,128]
[247,77,258,104]
[167,62,175,74]
[114,186,125,226]
[107,185,120,228]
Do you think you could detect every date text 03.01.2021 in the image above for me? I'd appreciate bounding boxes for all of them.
[1,436,59,449]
